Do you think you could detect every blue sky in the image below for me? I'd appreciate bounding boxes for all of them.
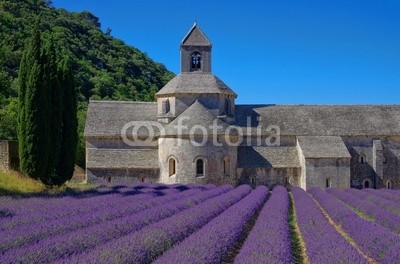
[52,0,400,104]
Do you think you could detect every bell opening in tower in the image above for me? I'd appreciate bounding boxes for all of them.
[191,52,201,71]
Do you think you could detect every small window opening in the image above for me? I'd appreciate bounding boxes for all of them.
[191,52,201,71]
[225,99,231,116]
[360,155,366,164]
[223,157,230,175]
[162,99,170,114]
[250,176,256,186]
[284,176,289,185]
[364,179,370,188]
[326,178,331,188]
[141,176,145,182]
[196,158,204,177]
[169,158,176,176]
[386,180,393,189]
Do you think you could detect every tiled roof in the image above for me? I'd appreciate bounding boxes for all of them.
[164,100,231,136]
[181,22,211,46]
[238,146,300,168]
[84,101,159,137]
[235,104,400,136]
[297,136,351,158]
[156,72,236,96]
[86,148,159,169]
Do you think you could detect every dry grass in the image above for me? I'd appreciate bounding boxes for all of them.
[289,193,309,264]
[0,170,95,196]
[0,170,46,195]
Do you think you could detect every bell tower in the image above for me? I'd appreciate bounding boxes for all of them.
[180,22,212,73]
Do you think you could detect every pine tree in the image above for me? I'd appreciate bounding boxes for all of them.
[55,58,78,185]
[18,19,51,180]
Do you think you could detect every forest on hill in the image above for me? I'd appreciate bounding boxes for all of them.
[0,0,175,167]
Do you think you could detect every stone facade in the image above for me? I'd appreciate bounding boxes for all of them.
[0,140,19,171]
[84,23,400,190]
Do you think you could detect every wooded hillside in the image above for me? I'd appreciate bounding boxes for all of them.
[0,0,175,167]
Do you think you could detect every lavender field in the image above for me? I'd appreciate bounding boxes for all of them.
[0,183,399,264]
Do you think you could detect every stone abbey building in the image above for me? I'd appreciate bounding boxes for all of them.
[84,23,400,190]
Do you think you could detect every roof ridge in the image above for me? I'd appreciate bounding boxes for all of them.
[237,104,400,107]
[181,22,211,46]
[89,100,157,104]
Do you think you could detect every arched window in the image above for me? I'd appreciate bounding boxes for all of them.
[360,155,366,164]
[140,176,145,182]
[326,178,331,188]
[250,176,256,186]
[363,179,371,188]
[169,157,176,176]
[191,52,201,71]
[386,180,393,189]
[196,158,205,177]
[223,157,230,175]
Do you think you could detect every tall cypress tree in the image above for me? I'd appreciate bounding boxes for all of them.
[42,35,63,185]
[18,46,29,173]
[55,58,78,185]
[19,19,78,186]
[18,19,51,180]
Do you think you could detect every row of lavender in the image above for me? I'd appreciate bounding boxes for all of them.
[292,187,367,264]
[1,184,400,263]
[0,182,215,229]
[0,184,231,262]
[308,188,400,263]
[326,188,400,235]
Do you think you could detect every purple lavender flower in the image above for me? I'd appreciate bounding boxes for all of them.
[345,188,400,216]
[309,188,400,263]
[62,185,252,264]
[326,188,400,235]
[0,185,232,263]
[292,187,367,264]
[154,186,269,264]
[364,188,400,203]
[234,185,293,264]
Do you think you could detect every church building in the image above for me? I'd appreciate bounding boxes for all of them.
[84,23,400,190]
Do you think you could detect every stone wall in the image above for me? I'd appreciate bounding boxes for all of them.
[86,137,158,149]
[158,136,237,186]
[237,167,300,188]
[0,141,19,171]
[343,136,400,189]
[180,45,211,73]
[382,136,400,189]
[304,158,350,189]
[297,142,307,189]
[87,168,160,184]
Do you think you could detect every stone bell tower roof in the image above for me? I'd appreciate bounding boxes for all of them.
[181,21,212,47]
[156,22,236,97]
[155,72,237,97]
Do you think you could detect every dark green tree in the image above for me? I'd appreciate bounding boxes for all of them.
[19,22,79,185]
[43,35,63,185]
[55,58,78,185]
[18,20,51,180]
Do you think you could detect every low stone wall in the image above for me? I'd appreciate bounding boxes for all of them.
[0,141,19,171]
[86,168,160,184]
[237,167,301,188]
